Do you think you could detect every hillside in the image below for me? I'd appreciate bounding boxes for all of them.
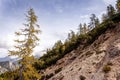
[1,1,120,80]
[40,22,120,80]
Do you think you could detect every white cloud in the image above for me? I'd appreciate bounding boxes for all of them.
[0,0,117,58]
[0,48,8,58]
[0,34,16,58]
[80,15,89,19]
[0,34,15,49]
[103,0,116,6]
[0,40,8,49]
[79,15,90,24]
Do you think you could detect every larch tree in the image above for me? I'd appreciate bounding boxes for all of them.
[68,30,76,42]
[9,8,41,80]
[116,0,120,12]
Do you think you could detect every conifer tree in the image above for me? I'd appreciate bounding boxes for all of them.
[102,13,108,21]
[107,5,115,18]
[95,18,100,27]
[88,14,100,30]
[83,23,87,34]
[78,23,83,34]
[89,14,96,29]
[9,8,41,80]
[53,40,63,54]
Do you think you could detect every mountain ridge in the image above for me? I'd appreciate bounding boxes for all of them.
[41,23,120,80]
[0,61,18,74]
[0,56,19,62]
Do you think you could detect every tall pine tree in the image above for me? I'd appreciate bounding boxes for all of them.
[78,23,83,34]
[9,8,41,80]
[88,14,99,30]
[107,4,115,18]
[83,23,88,34]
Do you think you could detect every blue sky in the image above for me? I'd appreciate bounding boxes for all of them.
[0,0,116,58]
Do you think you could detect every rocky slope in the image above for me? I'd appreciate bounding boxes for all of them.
[0,61,18,74]
[42,23,120,80]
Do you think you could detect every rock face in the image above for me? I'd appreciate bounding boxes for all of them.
[0,61,18,74]
[0,67,8,74]
[42,24,120,80]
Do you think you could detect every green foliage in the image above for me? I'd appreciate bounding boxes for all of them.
[102,13,108,21]
[107,5,116,18]
[88,14,100,30]
[2,3,120,80]
[103,65,111,73]
[45,73,54,79]
[8,8,41,80]
[78,23,89,34]
[0,70,19,80]
[111,13,120,23]
[34,10,120,71]
[39,73,54,80]
[107,61,113,66]
[116,0,120,12]
[55,67,62,74]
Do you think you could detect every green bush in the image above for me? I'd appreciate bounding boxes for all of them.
[103,65,111,73]
[107,61,113,66]
[0,70,19,80]
[111,13,120,23]
[46,73,54,79]
[55,67,62,74]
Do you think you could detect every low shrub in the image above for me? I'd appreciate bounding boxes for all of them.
[46,73,54,79]
[79,75,86,80]
[103,65,111,73]
[55,67,62,74]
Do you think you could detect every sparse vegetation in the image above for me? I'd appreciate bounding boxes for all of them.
[33,1,120,72]
[0,70,19,80]
[55,67,62,74]
[96,50,106,54]
[107,61,113,66]
[79,75,86,80]
[103,65,111,73]
[45,73,54,79]
[1,0,120,80]
[78,67,82,71]
[85,51,93,56]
